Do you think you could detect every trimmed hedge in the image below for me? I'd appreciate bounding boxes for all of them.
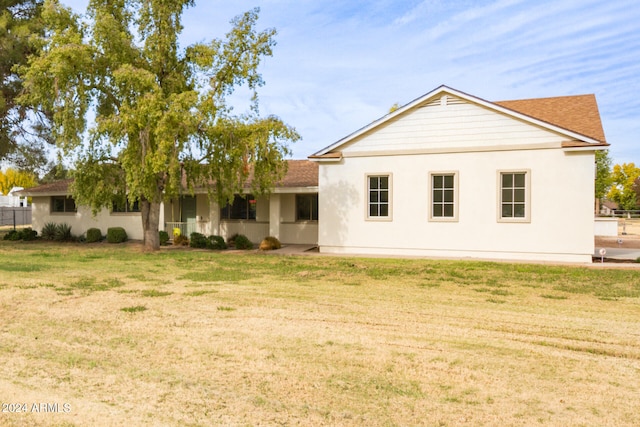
[159,230,169,246]
[208,235,227,250]
[106,227,128,243]
[233,234,253,250]
[86,228,102,243]
[259,236,281,251]
[190,232,209,249]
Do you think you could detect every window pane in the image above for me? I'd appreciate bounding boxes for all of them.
[52,198,64,212]
[370,191,378,203]
[433,189,443,203]
[369,176,378,190]
[379,204,388,217]
[444,175,454,188]
[248,198,257,220]
[433,204,443,217]
[514,204,525,217]
[444,190,454,203]
[443,204,454,217]
[514,173,525,188]
[502,189,512,203]
[65,198,76,212]
[379,176,388,189]
[514,189,525,203]
[502,204,513,217]
[433,175,443,188]
[370,204,378,217]
[379,190,388,203]
[502,173,513,188]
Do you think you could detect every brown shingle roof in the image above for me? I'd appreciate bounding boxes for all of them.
[495,94,606,143]
[19,161,318,196]
[276,160,318,187]
[17,178,72,195]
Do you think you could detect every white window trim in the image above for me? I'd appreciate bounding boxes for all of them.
[497,169,531,223]
[365,173,393,221]
[429,171,459,222]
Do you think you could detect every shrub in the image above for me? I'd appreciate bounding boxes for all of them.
[259,236,281,251]
[233,234,253,250]
[41,222,57,240]
[19,228,38,241]
[190,232,209,249]
[54,223,73,242]
[208,235,227,250]
[86,228,103,243]
[173,234,189,246]
[227,233,239,247]
[106,227,127,243]
[159,230,169,246]
[3,230,20,241]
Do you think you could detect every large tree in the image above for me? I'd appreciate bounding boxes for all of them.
[607,162,640,210]
[19,0,299,250]
[0,0,49,171]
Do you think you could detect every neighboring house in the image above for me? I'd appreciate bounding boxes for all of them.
[19,160,319,245]
[309,85,608,263]
[600,200,618,216]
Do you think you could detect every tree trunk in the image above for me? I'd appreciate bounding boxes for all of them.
[141,199,161,251]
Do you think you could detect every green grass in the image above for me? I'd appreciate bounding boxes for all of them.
[0,240,639,426]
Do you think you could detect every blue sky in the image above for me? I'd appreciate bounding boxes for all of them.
[64,0,640,164]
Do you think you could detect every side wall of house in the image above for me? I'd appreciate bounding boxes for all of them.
[318,148,595,263]
[30,196,144,240]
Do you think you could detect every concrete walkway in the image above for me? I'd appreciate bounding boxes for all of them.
[593,246,640,261]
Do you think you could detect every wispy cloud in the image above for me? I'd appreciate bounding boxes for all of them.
[61,0,640,162]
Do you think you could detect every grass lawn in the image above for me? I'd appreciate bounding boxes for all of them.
[0,241,639,426]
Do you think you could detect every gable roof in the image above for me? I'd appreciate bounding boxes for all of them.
[310,85,608,159]
[495,94,606,143]
[17,161,318,197]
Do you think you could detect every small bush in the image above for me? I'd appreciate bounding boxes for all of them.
[173,234,189,246]
[159,230,169,246]
[190,232,209,249]
[208,235,227,250]
[106,227,128,243]
[259,236,282,251]
[19,228,38,241]
[86,228,102,243]
[233,234,253,250]
[3,230,20,241]
[41,222,57,240]
[54,223,73,242]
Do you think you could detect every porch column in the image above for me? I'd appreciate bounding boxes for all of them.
[269,194,281,239]
[210,200,220,236]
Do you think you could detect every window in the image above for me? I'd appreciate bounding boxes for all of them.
[430,172,458,221]
[220,194,256,220]
[112,199,140,213]
[51,196,77,213]
[296,194,318,221]
[499,171,530,221]
[367,175,391,219]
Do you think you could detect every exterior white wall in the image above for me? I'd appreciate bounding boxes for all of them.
[341,97,567,154]
[594,217,618,237]
[30,196,144,240]
[318,148,596,263]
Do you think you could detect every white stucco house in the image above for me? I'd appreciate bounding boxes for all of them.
[20,85,608,262]
[309,85,608,263]
[19,160,319,245]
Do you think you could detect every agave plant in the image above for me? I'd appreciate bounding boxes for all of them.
[41,222,57,240]
[54,223,73,242]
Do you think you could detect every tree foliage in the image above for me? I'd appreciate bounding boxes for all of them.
[0,167,36,194]
[19,0,299,250]
[594,150,612,201]
[607,162,640,210]
[0,0,49,171]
